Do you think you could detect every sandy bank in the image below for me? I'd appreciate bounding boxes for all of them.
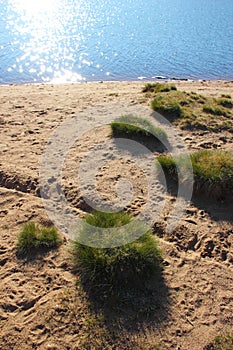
[0,80,232,350]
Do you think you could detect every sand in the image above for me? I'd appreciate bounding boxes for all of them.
[0,80,232,349]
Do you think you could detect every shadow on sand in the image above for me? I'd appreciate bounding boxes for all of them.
[112,133,167,154]
[76,263,170,346]
[158,171,233,225]
[191,195,233,224]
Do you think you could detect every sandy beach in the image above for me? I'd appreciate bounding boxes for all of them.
[0,80,232,349]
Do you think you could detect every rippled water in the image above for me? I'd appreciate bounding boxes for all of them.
[0,0,233,84]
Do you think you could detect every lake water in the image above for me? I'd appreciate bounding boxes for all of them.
[0,0,233,84]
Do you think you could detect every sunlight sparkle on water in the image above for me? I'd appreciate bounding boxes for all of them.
[1,0,233,84]
[50,70,85,84]
[4,0,114,83]
[10,0,60,14]
[7,0,88,83]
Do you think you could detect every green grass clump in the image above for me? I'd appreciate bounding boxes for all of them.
[213,334,233,350]
[141,86,233,132]
[17,221,62,254]
[85,210,132,229]
[221,94,231,99]
[203,104,230,117]
[191,150,233,183]
[110,114,167,141]
[157,150,233,196]
[72,211,162,291]
[151,95,183,120]
[204,333,233,350]
[142,82,177,93]
[217,98,233,109]
[156,155,177,175]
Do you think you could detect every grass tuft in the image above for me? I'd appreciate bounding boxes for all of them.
[110,114,167,141]
[151,95,183,120]
[17,221,62,254]
[141,85,233,132]
[142,82,177,93]
[203,104,230,117]
[217,98,233,109]
[221,94,231,99]
[191,150,233,183]
[157,150,233,197]
[72,211,162,292]
[204,333,233,350]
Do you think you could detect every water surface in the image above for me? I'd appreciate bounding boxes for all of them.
[0,0,233,84]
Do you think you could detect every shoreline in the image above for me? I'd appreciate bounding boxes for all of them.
[1,77,233,87]
[1,80,233,104]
